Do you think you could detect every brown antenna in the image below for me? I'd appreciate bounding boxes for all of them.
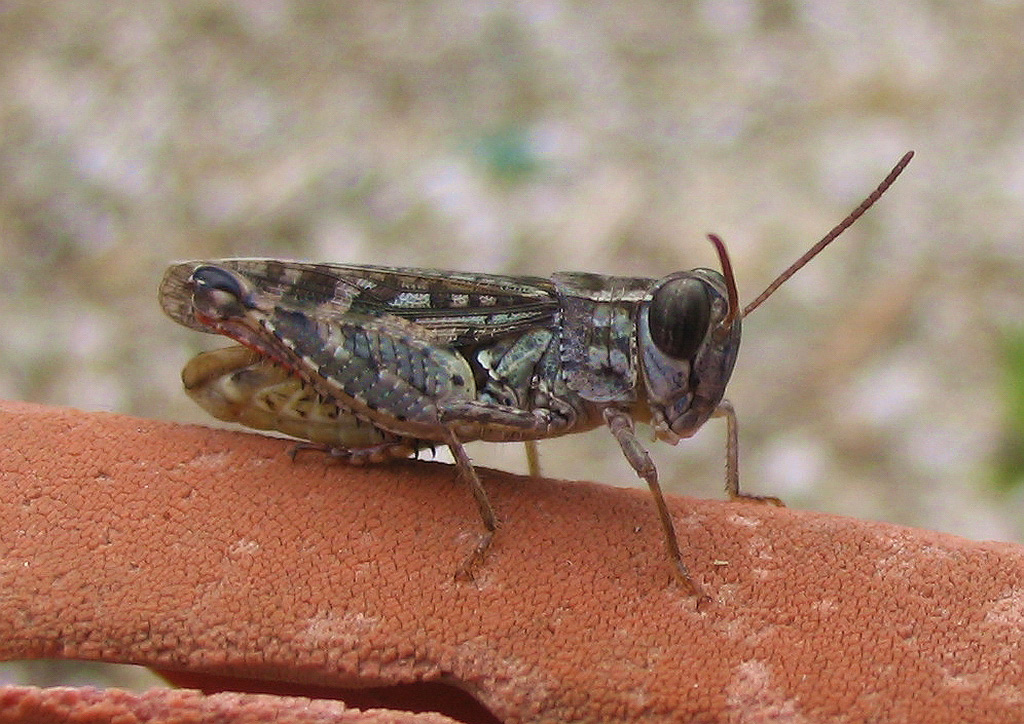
[707,233,739,331]
[741,151,914,318]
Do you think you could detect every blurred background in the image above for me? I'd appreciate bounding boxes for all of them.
[3,0,1024,690]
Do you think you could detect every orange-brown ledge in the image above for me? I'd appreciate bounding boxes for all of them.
[1,398,1023,723]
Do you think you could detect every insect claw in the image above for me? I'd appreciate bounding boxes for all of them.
[694,593,715,612]
[288,441,328,461]
[454,530,494,583]
[731,492,785,506]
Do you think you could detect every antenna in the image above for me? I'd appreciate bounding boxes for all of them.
[741,151,914,318]
[707,233,739,331]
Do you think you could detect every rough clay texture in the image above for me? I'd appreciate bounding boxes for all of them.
[2,399,1024,723]
[0,686,457,724]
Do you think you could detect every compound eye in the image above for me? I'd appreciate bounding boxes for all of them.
[648,277,712,361]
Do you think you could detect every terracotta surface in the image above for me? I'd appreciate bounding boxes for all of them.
[2,398,1024,722]
[0,686,458,723]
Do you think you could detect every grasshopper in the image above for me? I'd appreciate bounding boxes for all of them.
[159,151,912,595]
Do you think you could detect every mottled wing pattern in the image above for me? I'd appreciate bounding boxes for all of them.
[160,259,561,346]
